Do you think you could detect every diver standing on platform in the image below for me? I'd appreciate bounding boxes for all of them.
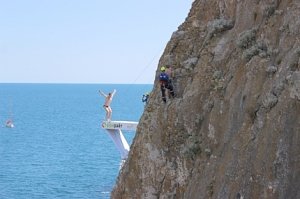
[99,89,116,121]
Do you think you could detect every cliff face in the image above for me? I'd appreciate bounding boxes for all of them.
[112,0,300,198]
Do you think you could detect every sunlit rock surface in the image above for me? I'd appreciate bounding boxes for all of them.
[112,0,300,198]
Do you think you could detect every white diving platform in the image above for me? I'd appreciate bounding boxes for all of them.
[102,120,138,131]
[101,120,138,160]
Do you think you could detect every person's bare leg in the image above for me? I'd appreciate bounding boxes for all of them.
[108,107,112,121]
[104,107,109,120]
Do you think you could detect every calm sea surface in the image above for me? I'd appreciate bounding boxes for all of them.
[0,83,152,199]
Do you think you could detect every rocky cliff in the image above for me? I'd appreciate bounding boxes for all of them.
[112,0,300,198]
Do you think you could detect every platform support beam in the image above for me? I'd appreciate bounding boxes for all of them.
[105,129,130,160]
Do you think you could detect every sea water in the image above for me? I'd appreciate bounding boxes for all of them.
[0,83,152,199]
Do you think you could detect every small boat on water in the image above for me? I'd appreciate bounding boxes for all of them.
[5,100,14,128]
[5,119,14,128]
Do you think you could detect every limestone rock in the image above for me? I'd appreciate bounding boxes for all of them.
[112,0,300,198]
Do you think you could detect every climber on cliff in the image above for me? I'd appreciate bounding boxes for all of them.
[165,65,175,98]
[142,92,150,105]
[159,66,175,103]
[99,89,116,121]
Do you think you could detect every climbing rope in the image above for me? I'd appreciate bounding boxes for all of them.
[100,47,163,121]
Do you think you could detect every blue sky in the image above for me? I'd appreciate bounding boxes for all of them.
[0,1,193,84]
